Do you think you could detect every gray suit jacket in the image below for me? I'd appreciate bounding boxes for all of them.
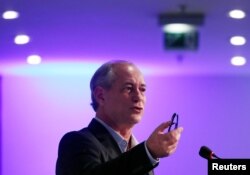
[56,118,157,175]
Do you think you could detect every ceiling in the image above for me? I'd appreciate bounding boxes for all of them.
[0,0,249,75]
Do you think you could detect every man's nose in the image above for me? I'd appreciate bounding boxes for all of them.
[132,89,144,102]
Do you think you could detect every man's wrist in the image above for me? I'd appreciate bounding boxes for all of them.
[144,141,159,165]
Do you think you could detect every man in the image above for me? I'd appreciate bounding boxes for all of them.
[56,60,183,175]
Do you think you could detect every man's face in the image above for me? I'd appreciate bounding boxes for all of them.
[102,64,146,127]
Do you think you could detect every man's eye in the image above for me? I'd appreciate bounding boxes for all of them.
[126,87,133,91]
[140,88,146,92]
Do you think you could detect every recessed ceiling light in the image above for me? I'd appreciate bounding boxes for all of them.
[163,23,195,33]
[27,55,42,65]
[228,9,246,19]
[2,10,19,19]
[230,36,246,46]
[231,56,246,66]
[14,34,30,45]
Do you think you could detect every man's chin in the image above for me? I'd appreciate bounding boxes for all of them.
[130,114,143,124]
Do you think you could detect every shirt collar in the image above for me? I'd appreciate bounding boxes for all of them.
[94,117,138,152]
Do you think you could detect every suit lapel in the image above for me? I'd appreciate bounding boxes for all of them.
[88,119,122,159]
[87,119,155,175]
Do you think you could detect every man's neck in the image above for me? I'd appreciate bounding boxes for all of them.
[116,128,132,141]
[96,115,133,141]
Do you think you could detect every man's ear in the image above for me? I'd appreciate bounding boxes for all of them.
[93,86,106,106]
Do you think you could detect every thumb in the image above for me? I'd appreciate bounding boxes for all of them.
[155,121,171,133]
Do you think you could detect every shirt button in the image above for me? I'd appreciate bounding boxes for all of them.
[122,141,127,146]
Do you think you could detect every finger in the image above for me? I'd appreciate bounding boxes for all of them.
[168,146,177,156]
[163,143,178,156]
[177,127,184,133]
[156,121,172,132]
[162,130,182,143]
[167,126,184,134]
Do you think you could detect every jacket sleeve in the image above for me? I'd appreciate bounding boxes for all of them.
[56,131,158,175]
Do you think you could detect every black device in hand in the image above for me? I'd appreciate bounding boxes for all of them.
[168,113,179,132]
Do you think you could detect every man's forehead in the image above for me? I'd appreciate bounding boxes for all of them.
[112,63,144,79]
[123,79,146,86]
[114,64,142,75]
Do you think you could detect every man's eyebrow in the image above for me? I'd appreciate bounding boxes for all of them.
[123,82,146,87]
[124,82,133,86]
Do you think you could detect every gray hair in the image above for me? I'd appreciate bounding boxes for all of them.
[90,60,134,111]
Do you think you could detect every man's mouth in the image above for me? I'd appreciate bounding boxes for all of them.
[131,106,143,112]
